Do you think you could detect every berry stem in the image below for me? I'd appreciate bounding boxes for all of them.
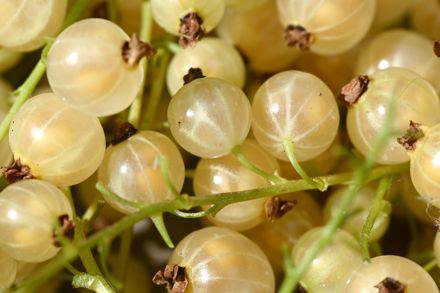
[151,214,174,248]
[423,258,437,272]
[15,163,407,293]
[72,273,115,292]
[107,0,118,23]
[159,155,181,198]
[127,1,153,128]
[63,0,92,29]
[232,145,286,185]
[359,176,393,261]
[115,228,133,280]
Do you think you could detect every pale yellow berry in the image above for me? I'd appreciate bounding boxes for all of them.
[411,0,440,40]
[0,249,16,290]
[372,0,415,30]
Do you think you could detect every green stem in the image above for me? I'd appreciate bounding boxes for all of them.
[159,155,181,198]
[63,0,92,29]
[142,48,170,128]
[74,220,103,277]
[360,176,393,261]
[232,145,286,184]
[115,229,133,280]
[151,214,174,248]
[107,0,118,23]
[127,1,153,127]
[72,273,115,293]
[14,164,406,293]
[423,259,437,272]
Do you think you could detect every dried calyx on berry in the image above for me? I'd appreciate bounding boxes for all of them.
[397,121,424,151]
[53,214,75,247]
[434,40,440,58]
[153,264,188,293]
[374,277,406,293]
[2,159,34,184]
[183,67,205,85]
[265,196,297,222]
[122,34,156,67]
[112,122,138,145]
[179,12,205,48]
[284,25,314,50]
[294,284,308,293]
[340,75,370,106]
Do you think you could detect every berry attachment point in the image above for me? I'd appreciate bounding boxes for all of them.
[179,12,205,48]
[183,67,205,85]
[434,40,440,57]
[265,196,297,222]
[153,265,188,293]
[112,122,138,145]
[53,214,75,247]
[122,34,156,67]
[284,25,314,50]
[374,277,406,293]
[340,75,370,106]
[2,159,34,184]
[397,121,424,151]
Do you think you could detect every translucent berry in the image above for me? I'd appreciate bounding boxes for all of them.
[0,249,16,290]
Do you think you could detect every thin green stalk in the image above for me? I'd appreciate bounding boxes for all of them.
[63,0,91,29]
[166,42,182,54]
[72,273,115,293]
[423,259,437,272]
[127,1,153,127]
[74,220,103,277]
[98,239,123,290]
[14,164,406,293]
[115,228,133,280]
[142,48,170,128]
[159,156,181,198]
[359,176,393,260]
[232,145,286,184]
[107,0,118,23]
[151,214,174,248]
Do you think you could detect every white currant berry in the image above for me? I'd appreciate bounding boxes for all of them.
[372,0,415,30]
[225,0,267,11]
[193,139,279,231]
[0,0,67,51]
[47,18,146,117]
[252,70,339,162]
[0,179,73,262]
[0,48,22,74]
[98,131,185,214]
[168,227,275,292]
[166,37,246,95]
[347,68,440,165]
[168,77,251,158]
[0,248,16,290]
[9,93,106,186]
[411,0,440,40]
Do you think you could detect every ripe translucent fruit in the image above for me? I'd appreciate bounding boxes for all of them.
[372,0,415,30]
[0,48,22,74]
[0,179,73,262]
[0,0,67,52]
[225,0,267,11]
[410,123,440,208]
[166,37,246,95]
[168,77,251,158]
[324,186,389,241]
[356,30,440,92]
[98,131,185,214]
[217,0,300,73]
[252,70,339,162]
[411,0,440,40]
[150,0,225,39]
[47,18,144,116]
[168,227,275,292]
[245,192,321,271]
[9,93,106,186]
[346,255,438,292]
[292,228,363,292]
[193,139,279,231]
[347,68,440,165]
[435,232,440,265]
[276,0,376,55]
[0,249,16,290]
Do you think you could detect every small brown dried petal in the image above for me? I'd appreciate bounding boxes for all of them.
[294,284,308,293]
[284,25,314,51]
[112,122,138,145]
[53,214,75,247]
[183,67,205,85]
[153,265,188,293]
[374,277,406,293]
[2,159,34,184]
[397,121,424,151]
[340,75,370,106]
[434,40,440,57]
[265,196,297,222]
[122,34,156,67]
[179,12,205,48]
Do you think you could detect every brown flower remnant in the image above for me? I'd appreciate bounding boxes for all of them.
[112,122,138,145]
[340,75,370,106]
[265,196,297,222]
[2,159,34,184]
[397,121,424,151]
[284,25,314,51]
[294,284,308,293]
[53,214,75,247]
[122,34,156,67]
[183,67,205,85]
[374,277,406,293]
[153,265,188,293]
[179,12,205,48]
[434,40,440,57]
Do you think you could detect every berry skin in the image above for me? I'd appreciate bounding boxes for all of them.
[0,48,22,74]
[193,139,279,231]
[47,18,145,117]
[347,68,440,165]
[277,0,376,55]
[166,37,246,95]
[346,255,438,293]
[168,77,251,158]
[0,248,16,290]
[98,131,185,214]
[411,0,440,40]
[252,70,339,162]
[168,227,275,292]
[9,93,106,186]
[0,179,73,262]
[0,0,67,52]
[225,0,267,11]
[372,0,415,30]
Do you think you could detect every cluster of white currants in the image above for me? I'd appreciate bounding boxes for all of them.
[0,0,440,292]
